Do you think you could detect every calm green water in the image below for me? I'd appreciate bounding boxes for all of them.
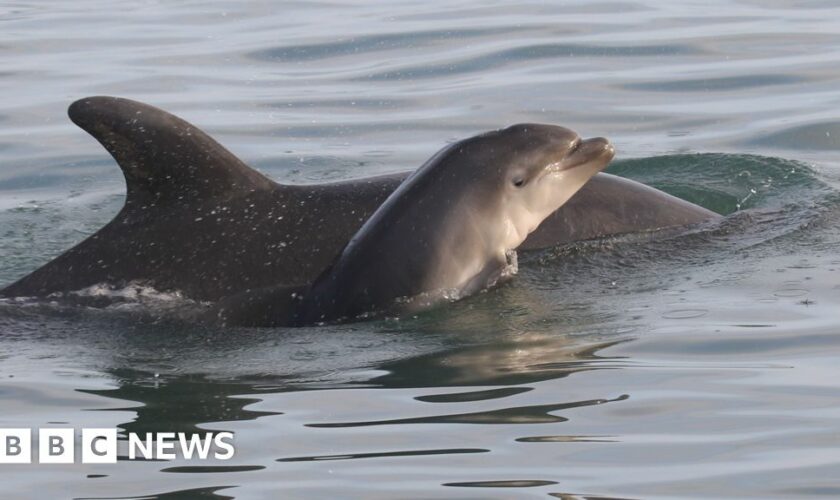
[1,1,840,498]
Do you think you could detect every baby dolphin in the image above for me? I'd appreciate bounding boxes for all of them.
[215,124,615,326]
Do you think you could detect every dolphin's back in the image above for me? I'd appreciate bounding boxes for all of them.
[523,172,719,249]
[0,98,395,299]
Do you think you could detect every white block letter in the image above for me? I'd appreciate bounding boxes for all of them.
[156,432,176,460]
[39,428,74,464]
[213,432,235,460]
[0,429,31,463]
[128,433,153,460]
[82,428,117,464]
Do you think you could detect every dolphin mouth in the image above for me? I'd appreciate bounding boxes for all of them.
[549,137,615,173]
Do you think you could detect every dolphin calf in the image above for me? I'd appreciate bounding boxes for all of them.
[0,97,718,302]
[214,124,615,326]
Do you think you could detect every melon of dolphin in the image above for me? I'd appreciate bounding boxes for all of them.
[0,97,718,302]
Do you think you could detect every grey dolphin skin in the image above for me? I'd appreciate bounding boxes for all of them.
[0,97,718,305]
[216,124,615,326]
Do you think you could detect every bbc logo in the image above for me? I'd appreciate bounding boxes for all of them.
[0,429,117,464]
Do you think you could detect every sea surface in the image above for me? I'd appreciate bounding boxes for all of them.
[1,1,840,498]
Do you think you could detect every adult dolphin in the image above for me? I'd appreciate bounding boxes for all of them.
[214,124,615,326]
[0,97,718,301]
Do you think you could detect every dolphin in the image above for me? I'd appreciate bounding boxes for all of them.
[214,124,615,326]
[0,97,718,302]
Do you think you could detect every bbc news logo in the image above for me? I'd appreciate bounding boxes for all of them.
[0,428,235,464]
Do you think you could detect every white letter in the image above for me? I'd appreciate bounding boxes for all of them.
[178,433,213,460]
[128,433,153,460]
[39,428,74,464]
[213,432,235,460]
[0,429,31,463]
[82,429,117,464]
[156,432,176,460]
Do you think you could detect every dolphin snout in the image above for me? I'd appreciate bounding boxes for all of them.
[559,137,615,171]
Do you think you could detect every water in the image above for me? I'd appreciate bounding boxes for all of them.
[1,1,840,498]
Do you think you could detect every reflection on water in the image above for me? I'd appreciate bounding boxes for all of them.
[373,334,627,388]
[82,371,281,437]
[2,0,840,498]
[306,394,629,428]
[276,448,489,463]
[76,486,236,500]
[56,324,633,435]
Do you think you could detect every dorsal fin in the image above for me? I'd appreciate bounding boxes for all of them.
[68,96,274,206]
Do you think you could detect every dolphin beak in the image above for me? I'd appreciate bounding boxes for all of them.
[559,137,615,171]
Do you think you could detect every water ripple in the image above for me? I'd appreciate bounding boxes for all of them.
[307,395,629,428]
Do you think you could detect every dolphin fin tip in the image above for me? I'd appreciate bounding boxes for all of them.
[67,96,274,205]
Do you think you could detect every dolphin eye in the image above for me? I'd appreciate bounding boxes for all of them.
[512,177,526,188]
